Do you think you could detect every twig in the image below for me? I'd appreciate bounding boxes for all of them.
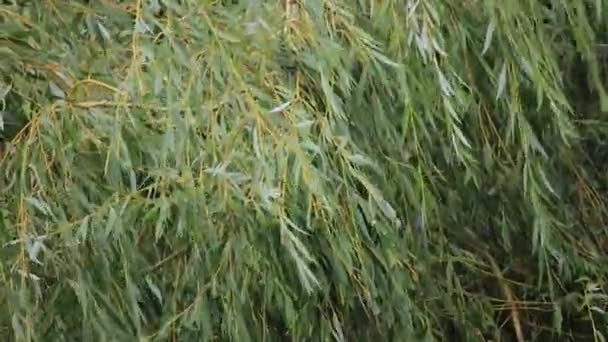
[145,246,189,274]
[487,253,525,342]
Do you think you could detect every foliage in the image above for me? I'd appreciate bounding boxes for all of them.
[1,0,608,340]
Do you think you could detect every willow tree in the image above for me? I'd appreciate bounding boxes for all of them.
[1,0,608,341]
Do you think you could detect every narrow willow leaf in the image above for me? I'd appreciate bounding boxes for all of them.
[49,81,65,99]
[496,62,507,100]
[347,153,381,172]
[269,101,291,114]
[437,69,454,97]
[25,196,52,216]
[16,269,40,281]
[134,19,152,34]
[370,49,401,68]
[453,127,471,149]
[481,18,496,55]
[11,314,24,339]
[536,167,558,198]
[26,238,46,265]
[145,276,163,305]
[352,170,401,227]
[155,198,170,241]
[104,207,118,238]
[331,312,345,342]
[97,21,112,42]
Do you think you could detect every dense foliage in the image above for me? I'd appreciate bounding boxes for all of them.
[1,0,608,340]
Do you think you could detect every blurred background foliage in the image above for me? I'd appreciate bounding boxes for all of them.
[1,0,608,341]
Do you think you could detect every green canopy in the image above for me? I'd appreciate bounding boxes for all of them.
[1,1,608,340]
